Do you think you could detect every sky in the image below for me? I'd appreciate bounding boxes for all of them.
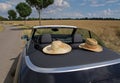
[0,0,120,18]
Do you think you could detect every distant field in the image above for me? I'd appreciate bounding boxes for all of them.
[2,20,120,53]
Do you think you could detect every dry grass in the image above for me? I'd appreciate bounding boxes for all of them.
[18,25,32,37]
[0,25,4,32]
[2,20,120,53]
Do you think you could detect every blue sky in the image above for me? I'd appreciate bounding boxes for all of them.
[0,0,120,18]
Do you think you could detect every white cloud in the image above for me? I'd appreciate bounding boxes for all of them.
[87,13,97,17]
[103,8,112,16]
[103,9,120,18]
[79,0,106,7]
[30,0,70,18]
[74,13,84,17]
[60,12,84,18]
[83,0,120,7]
[54,0,70,8]
[41,11,84,18]
[0,0,25,17]
[42,0,70,15]
[0,3,12,12]
[87,8,120,18]
[45,10,56,14]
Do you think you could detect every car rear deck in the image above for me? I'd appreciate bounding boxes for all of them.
[25,43,120,73]
[23,25,120,73]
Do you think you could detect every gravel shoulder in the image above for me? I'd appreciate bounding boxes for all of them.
[0,25,22,83]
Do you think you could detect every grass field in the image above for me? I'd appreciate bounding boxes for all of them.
[2,20,120,53]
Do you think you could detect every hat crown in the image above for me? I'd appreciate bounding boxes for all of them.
[86,38,98,46]
[43,40,72,54]
[51,41,63,50]
[79,38,103,52]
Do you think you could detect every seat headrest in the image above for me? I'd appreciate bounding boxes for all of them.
[73,34,83,43]
[41,34,52,44]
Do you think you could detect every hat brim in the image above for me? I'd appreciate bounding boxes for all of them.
[79,43,103,52]
[43,44,72,55]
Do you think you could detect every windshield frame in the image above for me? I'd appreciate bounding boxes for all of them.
[31,26,77,39]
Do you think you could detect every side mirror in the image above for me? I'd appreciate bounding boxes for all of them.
[21,35,29,41]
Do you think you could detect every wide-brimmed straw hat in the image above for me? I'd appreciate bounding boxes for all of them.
[43,40,72,54]
[79,38,103,52]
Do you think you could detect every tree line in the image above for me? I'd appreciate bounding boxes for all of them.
[1,16,120,21]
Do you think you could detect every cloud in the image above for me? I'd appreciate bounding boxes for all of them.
[41,11,84,18]
[87,8,120,18]
[103,9,120,18]
[0,0,119,18]
[103,8,112,16]
[0,0,25,17]
[79,0,106,7]
[42,0,70,15]
[0,3,12,12]
[81,0,120,7]
[74,13,84,17]
[6,0,25,6]
[57,12,84,18]
[30,0,70,18]
[54,0,70,8]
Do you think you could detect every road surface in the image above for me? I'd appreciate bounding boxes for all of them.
[0,25,22,83]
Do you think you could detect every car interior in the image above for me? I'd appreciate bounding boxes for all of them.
[33,33,85,50]
[31,27,105,52]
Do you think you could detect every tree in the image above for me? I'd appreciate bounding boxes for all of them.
[8,10,17,20]
[26,0,54,25]
[16,17,23,21]
[16,2,32,24]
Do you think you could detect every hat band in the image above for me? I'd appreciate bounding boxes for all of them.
[84,43,98,49]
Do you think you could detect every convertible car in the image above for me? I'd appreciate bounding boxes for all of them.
[13,25,120,83]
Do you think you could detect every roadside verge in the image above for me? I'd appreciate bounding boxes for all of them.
[0,25,4,32]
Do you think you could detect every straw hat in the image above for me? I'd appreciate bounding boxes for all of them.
[79,38,103,52]
[43,40,72,54]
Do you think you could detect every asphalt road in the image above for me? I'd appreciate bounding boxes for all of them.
[0,25,22,83]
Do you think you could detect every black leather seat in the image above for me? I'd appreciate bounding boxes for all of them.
[40,34,52,49]
[41,34,52,44]
[73,34,84,43]
[71,34,85,49]
[34,34,52,50]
